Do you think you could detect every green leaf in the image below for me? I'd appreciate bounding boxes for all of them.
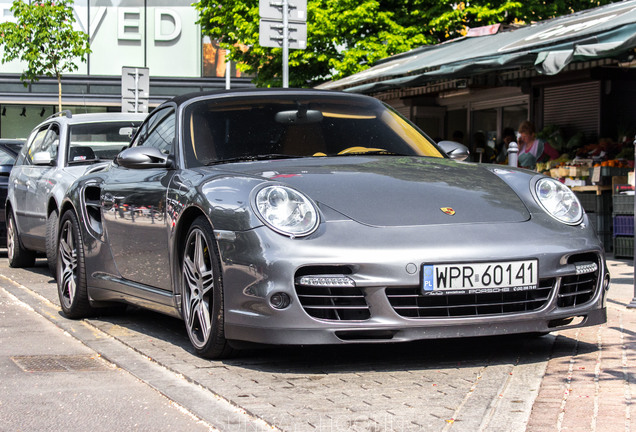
[0,0,91,110]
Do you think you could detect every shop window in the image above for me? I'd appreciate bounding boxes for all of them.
[446,109,467,145]
[503,105,528,138]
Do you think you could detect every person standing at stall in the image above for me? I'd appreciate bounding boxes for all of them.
[517,121,544,169]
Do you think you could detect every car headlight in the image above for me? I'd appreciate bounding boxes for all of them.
[254,185,319,237]
[535,177,583,225]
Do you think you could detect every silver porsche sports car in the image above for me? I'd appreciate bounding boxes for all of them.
[57,89,609,359]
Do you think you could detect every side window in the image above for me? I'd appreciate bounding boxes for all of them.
[15,129,39,166]
[40,124,60,161]
[24,126,51,165]
[132,107,175,155]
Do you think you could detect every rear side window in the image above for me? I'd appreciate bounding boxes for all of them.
[68,121,140,162]
[0,147,16,165]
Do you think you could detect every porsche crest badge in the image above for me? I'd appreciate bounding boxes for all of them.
[440,207,456,216]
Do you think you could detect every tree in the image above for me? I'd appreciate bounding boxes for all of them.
[195,0,620,88]
[0,0,91,112]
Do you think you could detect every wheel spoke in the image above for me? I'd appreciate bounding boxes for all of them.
[59,238,73,263]
[194,232,206,273]
[200,270,214,295]
[62,266,76,301]
[197,300,211,337]
[182,256,198,290]
[186,296,200,330]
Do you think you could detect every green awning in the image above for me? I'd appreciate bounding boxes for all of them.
[316,0,636,93]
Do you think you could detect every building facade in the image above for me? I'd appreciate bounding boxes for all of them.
[0,0,254,138]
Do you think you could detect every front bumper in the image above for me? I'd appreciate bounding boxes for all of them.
[218,214,609,345]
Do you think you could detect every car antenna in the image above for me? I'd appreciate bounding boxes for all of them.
[46,110,72,120]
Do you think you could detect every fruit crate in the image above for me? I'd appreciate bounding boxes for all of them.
[590,167,632,178]
[613,194,634,215]
[613,215,634,237]
[575,192,611,214]
[613,236,634,258]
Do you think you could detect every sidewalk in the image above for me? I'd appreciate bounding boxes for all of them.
[0,284,214,432]
[526,258,636,432]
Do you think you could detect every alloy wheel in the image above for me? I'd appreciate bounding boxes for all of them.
[58,219,77,309]
[7,215,15,261]
[182,227,215,349]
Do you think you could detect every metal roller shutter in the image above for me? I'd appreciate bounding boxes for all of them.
[385,99,411,118]
[543,81,600,138]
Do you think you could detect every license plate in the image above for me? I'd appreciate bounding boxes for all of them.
[422,260,538,295]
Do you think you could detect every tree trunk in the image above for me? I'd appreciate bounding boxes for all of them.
[57,74,62,113]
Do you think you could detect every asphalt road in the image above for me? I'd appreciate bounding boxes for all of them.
[0,253,630,432]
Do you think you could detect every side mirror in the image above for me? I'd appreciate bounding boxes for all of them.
[437,140,470,161]
[32,151,53,165]
[116,146,171,169]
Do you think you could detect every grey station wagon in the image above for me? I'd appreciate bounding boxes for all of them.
[6,111,146,274]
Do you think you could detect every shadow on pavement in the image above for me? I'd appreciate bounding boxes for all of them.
[88,305,597,375]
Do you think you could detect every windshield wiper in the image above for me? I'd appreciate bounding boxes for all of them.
[333,151,407,156]
[67,158,105,165]
[206,154,305,165]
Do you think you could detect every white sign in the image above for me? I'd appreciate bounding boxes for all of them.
[259,0,307,22]
[0,1,201,78]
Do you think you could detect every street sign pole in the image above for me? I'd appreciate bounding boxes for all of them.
[259,0,306,88]
[133,69,139,113]
[121,66,149,113]
[282,0,289,88]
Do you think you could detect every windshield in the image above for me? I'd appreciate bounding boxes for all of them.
[183,95,443,167]
[67,121,141,163]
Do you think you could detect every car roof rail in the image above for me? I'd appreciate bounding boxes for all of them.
[46,110,72,120]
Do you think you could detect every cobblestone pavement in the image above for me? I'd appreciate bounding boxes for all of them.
[526,259,636,432]
[1,255,634,432]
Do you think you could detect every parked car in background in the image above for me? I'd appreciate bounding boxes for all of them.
[56,89,608,359]
[0,139,25,245]
[6,111,146,274]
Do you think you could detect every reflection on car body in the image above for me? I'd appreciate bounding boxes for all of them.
[56,89,609,359]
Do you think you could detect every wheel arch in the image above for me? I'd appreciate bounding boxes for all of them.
[59,199,78,222]
[47,197,59,218]
[172,205,215,298]
[5,199,13,222]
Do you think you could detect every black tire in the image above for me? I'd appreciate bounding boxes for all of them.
[181,216,234,359]
[46,208,59,278]
[6,210,36,268]
[57,210,94,318]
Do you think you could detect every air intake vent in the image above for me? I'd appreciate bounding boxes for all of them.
[83,185,102,235]
[386,278,554,318]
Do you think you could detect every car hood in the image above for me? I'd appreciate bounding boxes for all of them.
[220,156,531,227]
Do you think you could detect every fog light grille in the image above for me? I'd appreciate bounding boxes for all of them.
[558,254,601,308]
[295,284,370,321]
